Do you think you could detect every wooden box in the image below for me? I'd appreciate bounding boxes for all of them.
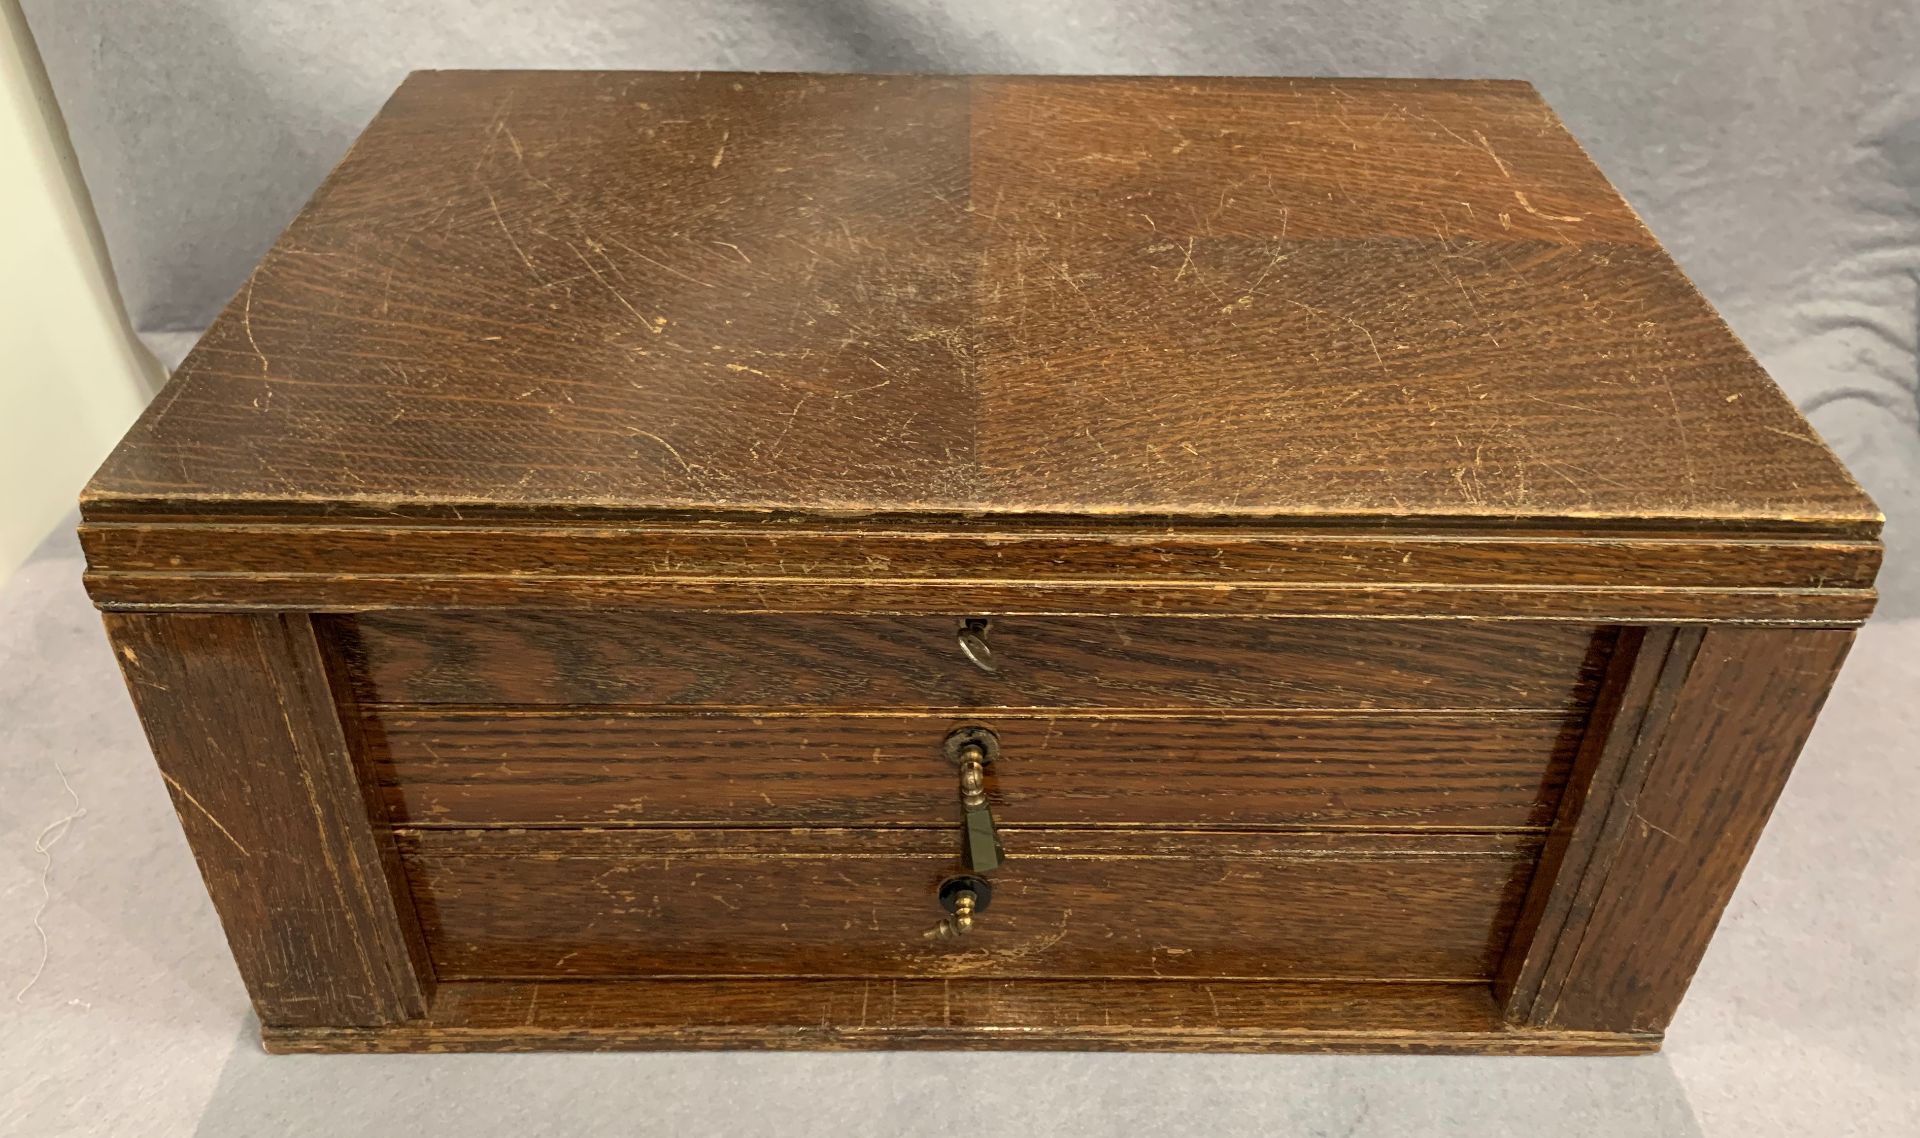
[82,72,1881,1055]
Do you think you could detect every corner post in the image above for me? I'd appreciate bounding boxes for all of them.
[105,612,430,1028]
[1500,624,1855,1033]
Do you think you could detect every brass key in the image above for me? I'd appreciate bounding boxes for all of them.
[957,617,997,673]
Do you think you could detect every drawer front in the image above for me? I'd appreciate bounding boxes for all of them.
[369,711,1582,829]
[333,613,1608,711]
[401,830,1537,981]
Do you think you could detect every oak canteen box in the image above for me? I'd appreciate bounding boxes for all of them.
[83,71,1881,1055]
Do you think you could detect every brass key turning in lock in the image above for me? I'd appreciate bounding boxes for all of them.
[957,617,997,673]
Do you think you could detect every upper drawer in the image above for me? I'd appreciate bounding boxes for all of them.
[367,711,1583,830]
[328,612,1609,712]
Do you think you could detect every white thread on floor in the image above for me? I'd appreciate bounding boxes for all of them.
[15,760,87,1002]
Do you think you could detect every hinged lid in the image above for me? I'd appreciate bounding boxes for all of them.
[83,71,1876,535]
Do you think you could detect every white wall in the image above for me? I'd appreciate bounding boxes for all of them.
[0,0,161,585]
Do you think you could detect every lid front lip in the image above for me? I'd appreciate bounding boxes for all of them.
[76,487,1886,543]
[75,503,1882,624]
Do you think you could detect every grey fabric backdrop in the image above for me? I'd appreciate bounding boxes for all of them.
[21,2,1920,611]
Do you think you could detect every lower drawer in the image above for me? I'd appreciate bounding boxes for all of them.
[400,829,1539,982]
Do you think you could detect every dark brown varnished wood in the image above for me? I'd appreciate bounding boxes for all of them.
[968,77,1654,246]
[77,518,1881,622]
[262,979,1658,1054]
[83,71,1881,1056]
[77,520,1883,587]
[102,613,430,1027]
[85,572,1878,623]
[1494,626,1666,1011]
[368,710,1583,829]
[399,829,1539,982]
[1511,627,1855,1033]
[83,72,1874,535]
[332,612,1608,711]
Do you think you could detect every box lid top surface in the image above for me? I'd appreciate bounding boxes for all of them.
[86,71,1876,533]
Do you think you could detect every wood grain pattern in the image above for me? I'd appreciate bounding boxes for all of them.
[1493,626,1671,1013]
[79,518,1880,621]
[82,72,1875,533]
[102,613,430,1027]
[82,71,1880,1055]
[85,572,1878,623]
[263,979,1659,1054]
[400,829,1539,982]
[333,612,1608,711]
[78,520,1883,586]
[1516,626,1855,1032]
[368,710,1583,829]
[968,77,1652,246]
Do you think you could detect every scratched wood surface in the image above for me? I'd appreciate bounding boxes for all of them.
[77,516,1882,620]
[399,829,1538,982]
[83,71,1874,531]
[368,709,1582,829]
[103,613,431,1027]
[83,71,1880,1055]
[79,519,1883,585]
[1520,626,1857,1032]
[263,979,1658,1054]
[331,611,1608,710]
